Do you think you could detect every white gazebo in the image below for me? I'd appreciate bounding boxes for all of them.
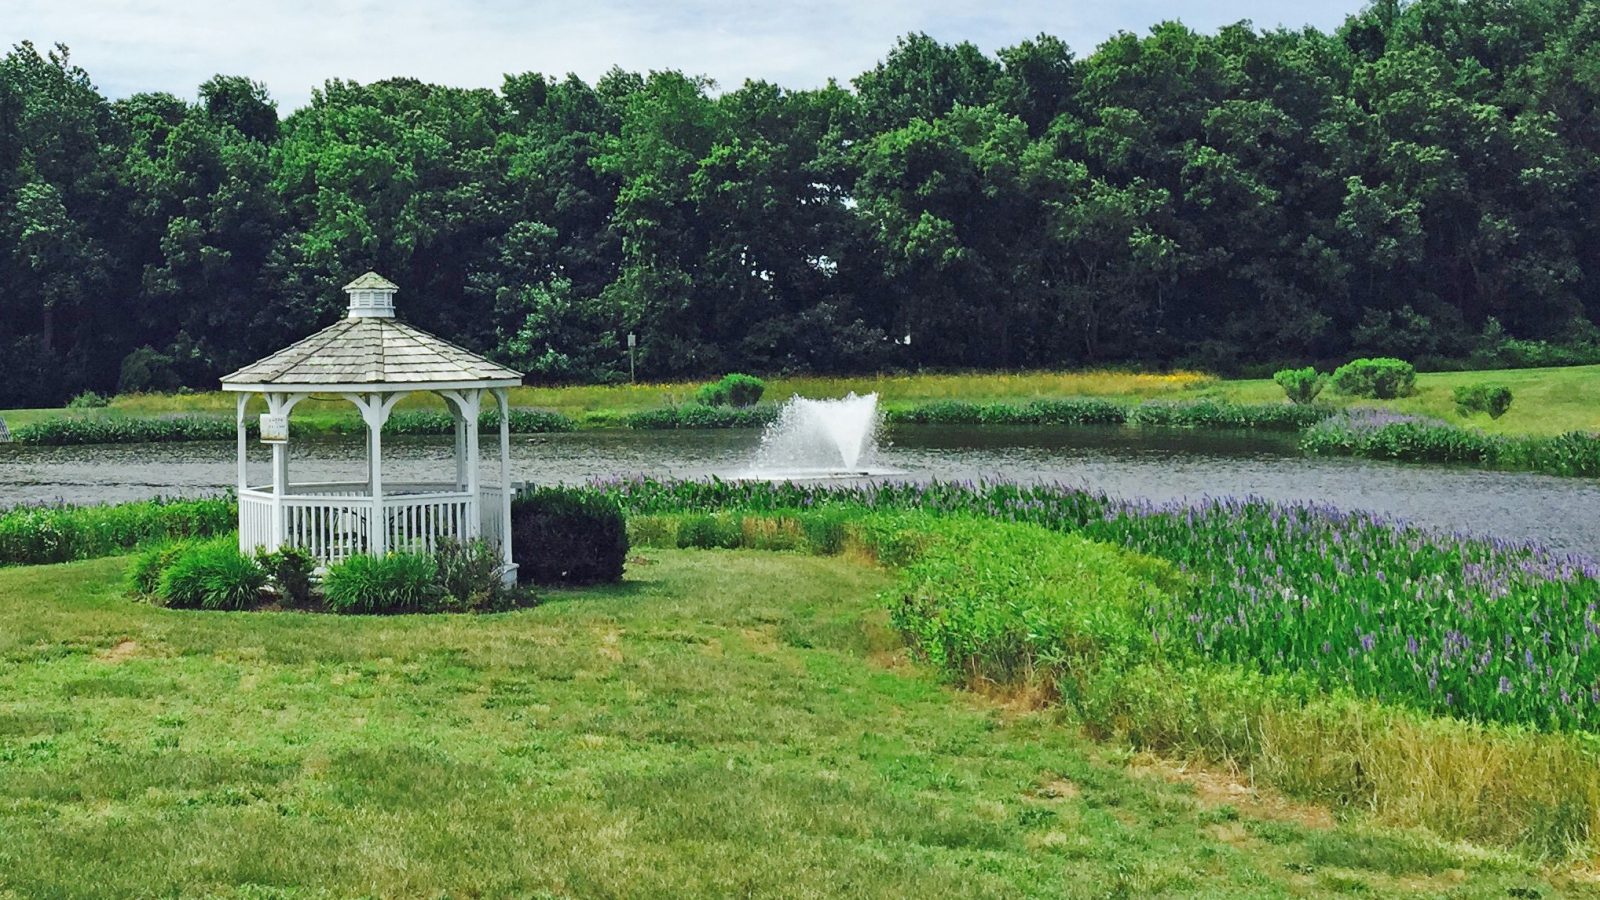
[222,272,524,578]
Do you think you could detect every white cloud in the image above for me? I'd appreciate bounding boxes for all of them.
[3,0,1358,110]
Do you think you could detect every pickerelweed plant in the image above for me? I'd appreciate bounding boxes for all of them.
[603,477,1600,733]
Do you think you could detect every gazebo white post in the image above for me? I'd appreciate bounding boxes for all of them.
[264,392,307,552]
[494,387,514,575]
[234,394,249,496]
[349,392,402,556]
[235,393,250,554]
[462,390,483,538]
[267,392,288,552]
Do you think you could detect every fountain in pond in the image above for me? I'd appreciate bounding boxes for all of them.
[746,392,895,479]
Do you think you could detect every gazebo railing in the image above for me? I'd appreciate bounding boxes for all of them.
[240,483,511,564]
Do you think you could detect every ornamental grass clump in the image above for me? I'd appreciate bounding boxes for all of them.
[156,538,268,610]
[321,552,440,614]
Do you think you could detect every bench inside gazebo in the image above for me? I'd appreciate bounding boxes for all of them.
[221,273,525,579]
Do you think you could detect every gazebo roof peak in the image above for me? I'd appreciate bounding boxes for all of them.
[343,271,400,319]
[343,271,399,292]
[220,273,522,391]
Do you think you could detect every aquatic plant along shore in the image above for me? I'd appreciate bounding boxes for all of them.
[606,477,1600,732]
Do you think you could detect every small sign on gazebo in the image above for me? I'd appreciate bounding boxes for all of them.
[259,413,289,444]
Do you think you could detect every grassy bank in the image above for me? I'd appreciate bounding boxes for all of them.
[5,364,1595,435]
[613,479,1600,856]
[0,552,1569,896]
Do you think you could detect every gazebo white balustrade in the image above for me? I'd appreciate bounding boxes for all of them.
[221,273,524,578]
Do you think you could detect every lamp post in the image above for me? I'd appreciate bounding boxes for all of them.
[627,332,637,384]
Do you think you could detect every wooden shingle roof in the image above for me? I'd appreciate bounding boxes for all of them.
[222,317,521,389]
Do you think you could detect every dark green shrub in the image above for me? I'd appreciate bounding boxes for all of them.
[256,545,317,608]
[158,538,267,610]
[1330,357,1417,399]
[695,373,766,407]
[510,488,627,585]
[1453,383,1513,419]
[66,390,109,409]
[1273,367,1326,404]
[322,552,440,614]
[117,346,182,394]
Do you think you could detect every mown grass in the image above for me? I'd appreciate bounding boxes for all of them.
[0,552,1569,897]
[1208,364,1600,437]
[5,364,1594,437]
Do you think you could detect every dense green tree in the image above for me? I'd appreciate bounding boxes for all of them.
[5,4,1600,406]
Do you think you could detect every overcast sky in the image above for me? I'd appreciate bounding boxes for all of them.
[7,0,1362,111]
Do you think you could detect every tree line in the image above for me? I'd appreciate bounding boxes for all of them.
[4,0,1600,407]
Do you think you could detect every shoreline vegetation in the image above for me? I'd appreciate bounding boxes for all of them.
[3,365,1597,477]
[611,478,1600,857]
[8,481,1597,871]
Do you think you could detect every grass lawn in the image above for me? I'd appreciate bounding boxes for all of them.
[0,551,1573,897]
[5,364,1596,437]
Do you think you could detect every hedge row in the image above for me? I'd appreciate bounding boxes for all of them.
[886,397,1329,431]
[11,407,576,445]
[0,495,236,566]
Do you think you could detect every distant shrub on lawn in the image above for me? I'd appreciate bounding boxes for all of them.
[0,495,235,567]
[510,487,627,585]
[1272,367,1326,404]
[1330,357,1417,399]
[695,373,766,407]
[157,537,268,610]
[1453,383,1514,419]
[66,390,109,409]
[322,552,440,614]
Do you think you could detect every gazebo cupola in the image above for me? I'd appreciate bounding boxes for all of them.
[221,273,524,578]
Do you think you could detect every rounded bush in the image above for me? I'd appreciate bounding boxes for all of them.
[1330,357,1417,399]
[510,488,627,585]
[1273,367,1326,404]
[694,373,766,408]
[1453,383,1513,419]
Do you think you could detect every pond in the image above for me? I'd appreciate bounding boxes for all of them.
[1,424,1595,555]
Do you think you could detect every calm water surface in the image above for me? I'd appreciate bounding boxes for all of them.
[1,425,1595,555]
